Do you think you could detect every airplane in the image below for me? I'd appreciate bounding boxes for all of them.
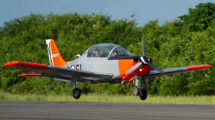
[3,36,212,100]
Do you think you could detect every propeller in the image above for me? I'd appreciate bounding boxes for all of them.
[125,35,162,75]
[140,56,162,72]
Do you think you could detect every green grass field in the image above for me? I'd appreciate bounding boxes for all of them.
[0,91,215,104]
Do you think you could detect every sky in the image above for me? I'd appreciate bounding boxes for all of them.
[0,0,214,27]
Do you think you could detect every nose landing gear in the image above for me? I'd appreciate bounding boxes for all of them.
[139,88,147,100]
[134,76,147,100]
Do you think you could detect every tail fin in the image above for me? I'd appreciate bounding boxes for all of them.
[46,39,67,67]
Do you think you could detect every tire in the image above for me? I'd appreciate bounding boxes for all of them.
[73,88,81,99]
[139,88,147,100]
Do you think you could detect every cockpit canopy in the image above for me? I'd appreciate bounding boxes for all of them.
[86,43,132,58]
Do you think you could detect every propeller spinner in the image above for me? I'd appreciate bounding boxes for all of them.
[126,35,162,75]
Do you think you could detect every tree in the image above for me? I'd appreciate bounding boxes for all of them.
[179,2,215,32]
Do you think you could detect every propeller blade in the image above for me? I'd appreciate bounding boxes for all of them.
[142,34,145,56]
[147,62,162,72]
[126,62,142,75]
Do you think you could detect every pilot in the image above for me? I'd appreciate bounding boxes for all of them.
[94,49,100,57]
[113,50,118,56]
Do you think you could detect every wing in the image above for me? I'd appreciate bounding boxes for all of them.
[3,61,113,83]
[144,65,212,78]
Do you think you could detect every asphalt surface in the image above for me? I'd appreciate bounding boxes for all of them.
[0,101,215,120]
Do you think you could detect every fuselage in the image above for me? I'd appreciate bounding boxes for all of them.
[63,43,151,83]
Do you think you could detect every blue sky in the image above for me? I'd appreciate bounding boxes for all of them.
[0,0,214,27]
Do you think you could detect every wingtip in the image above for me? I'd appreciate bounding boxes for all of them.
[3,62,12,67]
[203,64,212,68]
[2,61,19,67]
[208,64,212,68]
[187,64,212,70]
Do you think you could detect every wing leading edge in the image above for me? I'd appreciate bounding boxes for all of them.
[3,61,113,83]
[144,64,212,78]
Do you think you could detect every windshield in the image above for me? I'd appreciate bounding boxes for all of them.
[86,43,132,58]
[109,47,132,57]
[87,43,120,57]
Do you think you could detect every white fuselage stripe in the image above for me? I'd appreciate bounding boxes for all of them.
[46,40,54,66]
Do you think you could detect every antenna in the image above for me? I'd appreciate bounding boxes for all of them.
[142,34,145,56]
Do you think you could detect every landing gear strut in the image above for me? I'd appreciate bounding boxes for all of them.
[134,76,147,100]
[70,81,82,99]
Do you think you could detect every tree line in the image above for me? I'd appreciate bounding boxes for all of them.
[0,2,215,96]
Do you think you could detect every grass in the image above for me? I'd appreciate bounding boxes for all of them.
[0,91,215,104]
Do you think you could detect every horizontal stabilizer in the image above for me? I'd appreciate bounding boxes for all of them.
[18,74,41,77]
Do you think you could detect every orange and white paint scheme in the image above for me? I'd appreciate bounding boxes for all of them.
[3,37,212,100]
[46,39,67,67]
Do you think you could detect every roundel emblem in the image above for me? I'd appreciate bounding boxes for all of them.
[71,64,76,69]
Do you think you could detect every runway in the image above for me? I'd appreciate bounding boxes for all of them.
[0,101,215,120]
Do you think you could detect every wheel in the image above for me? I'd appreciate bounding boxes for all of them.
[134,86,139,96]
[73,88,81,99]
[139,88,147,100]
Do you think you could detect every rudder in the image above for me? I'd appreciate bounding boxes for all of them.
[46,39,67,67]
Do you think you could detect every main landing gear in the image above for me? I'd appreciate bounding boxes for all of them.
[134,76,147,100]
[73,88,81,99]
[70,81,81,99]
